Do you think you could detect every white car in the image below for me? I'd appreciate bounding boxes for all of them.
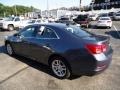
[96,17,112,28]
[0,17,21,31]
[114,13,120,20]
[19,19,47,29]
[89,14,98,21]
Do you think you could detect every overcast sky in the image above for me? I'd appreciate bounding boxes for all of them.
[0,0,92,11]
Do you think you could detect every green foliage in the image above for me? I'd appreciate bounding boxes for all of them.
[0,3,39,17]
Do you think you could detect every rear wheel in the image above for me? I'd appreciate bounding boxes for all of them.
[8,25,14,31]
[50,57,71,79]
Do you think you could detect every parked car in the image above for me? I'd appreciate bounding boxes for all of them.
[0,17,21,31]
[108,12,115,20]
[73,14,90,28]
[89,14,98,21]
[55,17,80,26]
[96,17,112,28]
[56,17,71,23]
[114,13,120,20]
[97,13,108,20]
[19,19,43,29]
[5,23,113,79]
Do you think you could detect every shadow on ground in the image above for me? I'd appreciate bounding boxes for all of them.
[105,31,120,39]
[14,55,82,80]
[0,45,81,80]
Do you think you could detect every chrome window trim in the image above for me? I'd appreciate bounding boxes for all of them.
[36,26,60,40]
[21,26,60,40]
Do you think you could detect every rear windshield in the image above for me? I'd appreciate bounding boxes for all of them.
[100,18,110,20]
[65,26,91,37]
[100,14,108,17]
[77,15,88,20]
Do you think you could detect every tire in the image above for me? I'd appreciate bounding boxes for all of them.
[6,43,14,56]
[108,26,111,29]
[50,57,71,79]
[8,25,14,31]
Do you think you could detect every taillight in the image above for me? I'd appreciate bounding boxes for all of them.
[86,44,107,54]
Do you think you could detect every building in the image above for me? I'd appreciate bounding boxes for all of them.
[41,9,80,19]
[25,10,41,19]
[90,0,120,10]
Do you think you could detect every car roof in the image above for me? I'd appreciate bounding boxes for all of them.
[31,23,68,29]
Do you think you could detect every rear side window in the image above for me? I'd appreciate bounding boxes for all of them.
[65,26,91,37]
[36,26,58,39]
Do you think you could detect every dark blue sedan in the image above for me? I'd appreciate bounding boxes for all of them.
[5,23,113,79]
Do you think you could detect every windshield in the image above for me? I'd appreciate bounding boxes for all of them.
[65,26,91,37]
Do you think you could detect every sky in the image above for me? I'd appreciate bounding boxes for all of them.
[0,0,92,11]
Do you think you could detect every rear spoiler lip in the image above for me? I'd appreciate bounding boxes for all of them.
[95,34,110,44]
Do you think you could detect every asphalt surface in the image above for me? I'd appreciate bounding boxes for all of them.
[0,21,120,90]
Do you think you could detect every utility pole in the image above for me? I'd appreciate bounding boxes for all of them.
[79,0,81,12]
[47,0,49,17]
[91,0,95,13]
[15,5,17,16]
[105,0,110,10]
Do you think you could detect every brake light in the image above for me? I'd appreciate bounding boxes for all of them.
[86,44,107,54]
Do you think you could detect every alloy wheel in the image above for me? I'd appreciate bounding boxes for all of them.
[51,59,67,77]
[6,44,13,55]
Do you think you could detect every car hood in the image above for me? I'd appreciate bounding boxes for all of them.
[2,21,14,24]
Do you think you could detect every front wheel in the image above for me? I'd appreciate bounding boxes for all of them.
[8,25,14,31]
[50,57,71,79]
[6,43,14,55]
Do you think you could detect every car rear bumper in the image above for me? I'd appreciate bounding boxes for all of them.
[67,48,113,76]
[96,23,111,27]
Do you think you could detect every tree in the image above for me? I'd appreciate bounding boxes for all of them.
[0,3,39,17]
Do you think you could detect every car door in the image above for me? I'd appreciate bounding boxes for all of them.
[28,26,59,64]
[12,26,37,57]
[14,17,21,27]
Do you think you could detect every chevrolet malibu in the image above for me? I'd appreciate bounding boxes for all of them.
[5,23,113,79]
